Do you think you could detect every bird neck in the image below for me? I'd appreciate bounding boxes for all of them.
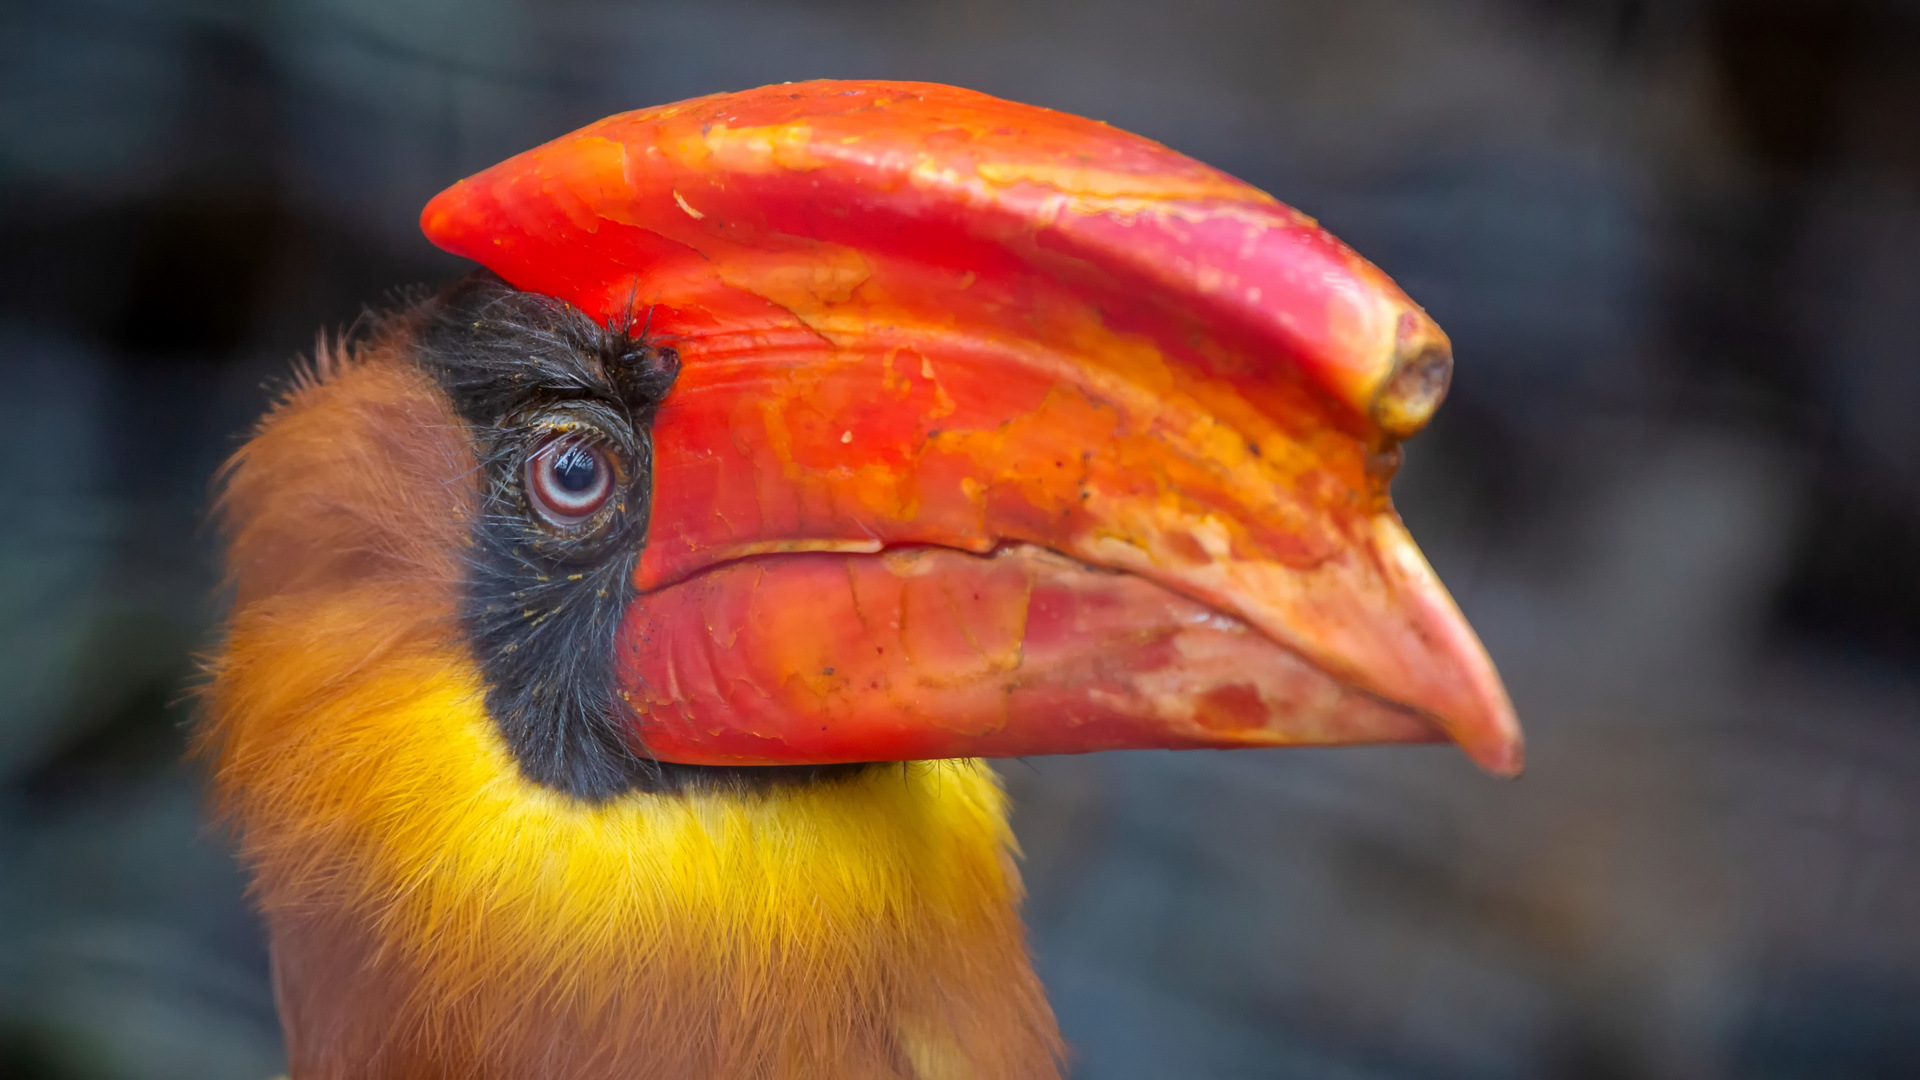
[202,351,1060,1077]
[203,596,1062,1079]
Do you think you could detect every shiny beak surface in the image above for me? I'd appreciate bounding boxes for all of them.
[421,80,1522,774]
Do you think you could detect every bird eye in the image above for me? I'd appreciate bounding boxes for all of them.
[524,434,616,528]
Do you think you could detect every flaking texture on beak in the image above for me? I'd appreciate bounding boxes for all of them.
[421,79,1521,774]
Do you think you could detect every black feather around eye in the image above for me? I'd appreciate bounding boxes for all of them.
[413,272,679,434]
[403,273,673,800]
[405,273,872,802]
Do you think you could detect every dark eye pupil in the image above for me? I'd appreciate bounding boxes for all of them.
[551,446,598,492]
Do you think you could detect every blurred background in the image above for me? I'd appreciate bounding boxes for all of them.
[3,0,1918,1076]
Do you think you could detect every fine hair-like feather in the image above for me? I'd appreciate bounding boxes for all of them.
[414,274,675,800]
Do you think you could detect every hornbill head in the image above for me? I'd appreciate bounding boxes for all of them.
[203,80,1518,1080]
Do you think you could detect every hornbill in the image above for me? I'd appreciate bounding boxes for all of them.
[200,81,1520,1079]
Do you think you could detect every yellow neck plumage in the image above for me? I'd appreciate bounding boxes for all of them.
[207,607,1058,1078]
[202,351,1060,1078]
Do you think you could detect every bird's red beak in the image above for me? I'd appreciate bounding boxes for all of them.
[421,81,1522,775]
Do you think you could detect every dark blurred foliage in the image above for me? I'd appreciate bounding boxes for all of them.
[3,1,1918,1077]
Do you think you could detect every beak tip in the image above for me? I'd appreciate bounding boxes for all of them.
[1454,694,1524,777]
[1478,735,1527,778]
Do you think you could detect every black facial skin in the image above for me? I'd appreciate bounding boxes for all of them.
[407,273,871,801]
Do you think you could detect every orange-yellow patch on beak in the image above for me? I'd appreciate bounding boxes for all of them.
[421,80,1522,775]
